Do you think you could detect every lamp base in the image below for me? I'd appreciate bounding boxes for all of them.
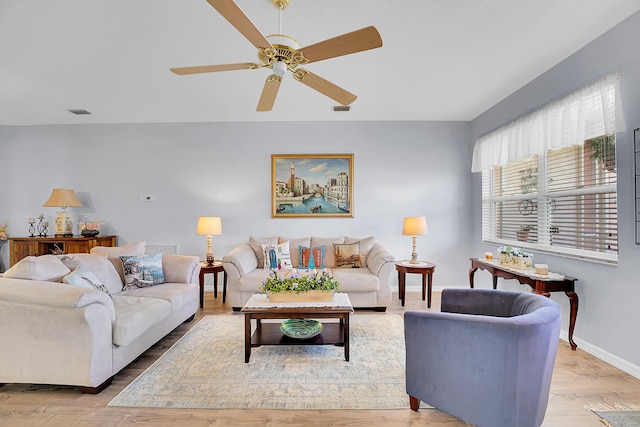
[206,253,214,266]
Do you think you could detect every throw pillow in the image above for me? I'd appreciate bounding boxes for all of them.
[310,237,345,268]
[249,236,278,268]
[63,265,112,298]
[298,246,325,269]
[334,242,362,268]
[58,253,124,295]
[90,240,146,283]
[119,252,165,290]
[3,255,71,282]
[278,237,310,268]
[261,241,293,271]
[344,236,375,266]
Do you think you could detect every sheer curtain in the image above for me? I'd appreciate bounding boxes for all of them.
[471,74,622,173]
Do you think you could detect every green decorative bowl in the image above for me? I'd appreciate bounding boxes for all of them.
[279,319,323,339]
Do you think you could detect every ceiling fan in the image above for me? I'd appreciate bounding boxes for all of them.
[170,0,383,111]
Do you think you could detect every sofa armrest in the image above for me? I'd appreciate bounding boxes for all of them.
[366,243,395,276]
[162,254,200,284]
[223,243,258,277]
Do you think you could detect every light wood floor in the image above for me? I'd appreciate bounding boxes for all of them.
[2,291,640,426]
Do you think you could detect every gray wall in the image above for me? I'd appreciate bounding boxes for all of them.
[0,120,472,292]
[471,11,640,373]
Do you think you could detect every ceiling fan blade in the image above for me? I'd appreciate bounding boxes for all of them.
[206,0,273,50]
[293,69,357,106]
[170,63,261,75]
[300,26,383,64]
[257,75,282,112]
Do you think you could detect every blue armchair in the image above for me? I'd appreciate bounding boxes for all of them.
[404,288,561,427]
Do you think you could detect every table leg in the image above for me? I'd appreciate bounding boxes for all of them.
[398,272,406,306]
[198,271,205,309]
[421,274,426,301]
[427,272,433,309]
[244,314,251,363]
[222,271,228,304]
[344,314,350,362]
[468,267,478,288]
[213,271,218,299]
[566,290,579,350]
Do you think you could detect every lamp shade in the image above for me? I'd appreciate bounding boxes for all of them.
[402,216,428,236]
[196,217,222,235]
[42,189,83,208]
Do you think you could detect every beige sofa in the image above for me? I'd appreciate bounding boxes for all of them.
[223,236,395,310]
[0,243,199,393]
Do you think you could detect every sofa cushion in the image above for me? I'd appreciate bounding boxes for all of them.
[345,236,375,265]
[330,268,380,292]
[3,255,70,282]
[120,252,165,290]
[118,282,198,312]
[249,236,278,268]
[63,265,112,298]
[111,295,172,346]
[310,237,345,268]
[90,240,146,284]
[278,237,311,268]
[238,269,272,292]
[334,242,362,268]
[58,253,124,295]
[298,246,325,269]
[261,242,292,271]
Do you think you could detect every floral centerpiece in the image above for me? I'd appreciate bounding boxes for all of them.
[0,221,7,240]
[260,268,340,302]
[78,218,103,237]
[497,246,533,269]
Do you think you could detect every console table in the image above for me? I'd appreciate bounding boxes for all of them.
[9,235,117,267]
[468,258,579,350]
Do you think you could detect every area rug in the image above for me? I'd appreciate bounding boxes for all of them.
[585,403,640,427]
[109,314,422,410]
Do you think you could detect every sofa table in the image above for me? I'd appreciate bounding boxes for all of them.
[468,257,579,350]
[198,261,227,307]
[241,293,354,363]
[395,261,436,308]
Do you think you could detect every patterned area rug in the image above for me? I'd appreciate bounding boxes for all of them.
[109,314,419,410]
[585,403,640,427]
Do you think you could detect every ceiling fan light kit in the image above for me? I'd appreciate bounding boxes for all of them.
[171,0,383,112]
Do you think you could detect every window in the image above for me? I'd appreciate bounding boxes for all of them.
[474,75,620,264]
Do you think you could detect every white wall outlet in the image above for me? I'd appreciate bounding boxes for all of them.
[140,194,156,202]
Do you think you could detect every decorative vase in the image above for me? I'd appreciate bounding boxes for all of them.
[81,229,100,237]
[267,290,334,303]
[498,253,532,269]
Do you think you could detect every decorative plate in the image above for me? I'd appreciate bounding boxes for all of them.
[279,319,323,339]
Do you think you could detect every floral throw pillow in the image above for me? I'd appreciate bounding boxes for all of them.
[262,241,293,271]
[119,252,165,290]
[298,246,325,269]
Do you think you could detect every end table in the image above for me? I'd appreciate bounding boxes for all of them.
[198,261,227,308]
[395,261,436,308]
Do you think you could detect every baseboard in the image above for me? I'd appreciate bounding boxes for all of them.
[560,333,640,380]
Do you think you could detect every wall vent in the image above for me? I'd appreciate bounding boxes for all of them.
[333,105,350,112]
[145,243,178,254]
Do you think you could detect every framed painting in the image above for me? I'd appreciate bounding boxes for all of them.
[272,154,354,218]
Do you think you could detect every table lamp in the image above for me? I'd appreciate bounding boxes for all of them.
[402,216,428,264]
[197,217,222,265]
[43,188,83,237]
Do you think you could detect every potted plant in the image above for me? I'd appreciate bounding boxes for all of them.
[497,246,533,269]
[589,135,616,172]
[260,268,340,302]
[516,225,534,242]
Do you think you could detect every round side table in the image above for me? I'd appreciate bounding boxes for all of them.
[198,261,227,307]
[395,261,436,307]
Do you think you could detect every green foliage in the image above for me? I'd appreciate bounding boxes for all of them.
[260,269,340,294]
[498,246,532,257]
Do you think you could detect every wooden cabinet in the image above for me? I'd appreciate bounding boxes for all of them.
[9,236,117,267]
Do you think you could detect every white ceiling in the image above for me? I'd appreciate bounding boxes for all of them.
[1,0,639,126]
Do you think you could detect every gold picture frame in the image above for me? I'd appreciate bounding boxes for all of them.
[272,154,354,218]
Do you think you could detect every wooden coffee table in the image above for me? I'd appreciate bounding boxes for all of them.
[241,293,354,363]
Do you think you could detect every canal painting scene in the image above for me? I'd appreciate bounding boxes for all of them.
[272,154,353,218]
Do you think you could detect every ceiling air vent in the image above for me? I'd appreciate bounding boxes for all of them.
[333,105,350,112]
[68,109,91,115]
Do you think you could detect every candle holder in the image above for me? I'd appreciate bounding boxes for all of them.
[28,218,36,237]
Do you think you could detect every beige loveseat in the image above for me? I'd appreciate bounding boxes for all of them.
[223,236,395,311]
[0,242,200,393]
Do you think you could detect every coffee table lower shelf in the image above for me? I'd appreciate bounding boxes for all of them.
[250,321,346,353]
